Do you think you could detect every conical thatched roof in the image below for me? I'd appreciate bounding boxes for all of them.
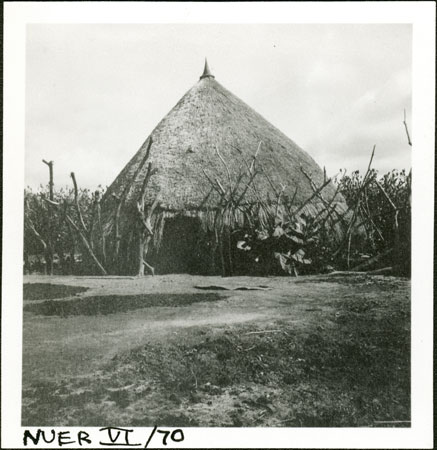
[103,61,339,212]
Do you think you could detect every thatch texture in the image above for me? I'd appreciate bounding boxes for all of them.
[102,72,340,213]
[99,65,349,275]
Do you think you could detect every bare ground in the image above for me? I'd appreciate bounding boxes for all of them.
[22,273,410,427]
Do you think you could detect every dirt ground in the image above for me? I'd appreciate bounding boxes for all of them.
[22,273,410,427]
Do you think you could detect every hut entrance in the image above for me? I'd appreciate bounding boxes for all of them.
[154,216,207,274]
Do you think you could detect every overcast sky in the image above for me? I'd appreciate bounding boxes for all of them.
[25,24,412,190]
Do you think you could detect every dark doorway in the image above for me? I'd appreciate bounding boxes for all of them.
[153,216,209,274]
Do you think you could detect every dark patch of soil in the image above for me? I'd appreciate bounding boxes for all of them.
[24,293,223,317]
[21,274,410,428]
[23,287,409,427]
[23,283,89,300]
[295,274,408,291]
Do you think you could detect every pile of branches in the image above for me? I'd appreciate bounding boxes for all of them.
[202,142,411,277]
[24,167,108,275]
[24,139,160,276]
[201,144,347,277]
[336,165,411,275]
[24,114,411,277]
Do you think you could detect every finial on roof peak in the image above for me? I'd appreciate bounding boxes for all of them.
[200,58,214,80]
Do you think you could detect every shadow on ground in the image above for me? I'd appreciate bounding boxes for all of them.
[21,274,410,427]
[24,283,89,301]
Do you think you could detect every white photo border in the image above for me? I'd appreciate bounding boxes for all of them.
[2,2,435,448]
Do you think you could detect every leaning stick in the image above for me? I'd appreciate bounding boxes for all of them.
[65,214,108,275]
[114,138,154,259]
[249,141,262,173]
[24,215,47,251]
[403,109,412,147]
[70,172,88,234]
[215,146,233,194]
[42,159,55,274]
[95,192,106,263]
[42,196,108,275]
[375,180,398,211]
[244,329,283,335]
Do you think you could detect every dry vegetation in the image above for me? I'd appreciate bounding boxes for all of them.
[23,100,412,279]
[24,143,410,278]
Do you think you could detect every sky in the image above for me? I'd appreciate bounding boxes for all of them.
[25,24,412,190]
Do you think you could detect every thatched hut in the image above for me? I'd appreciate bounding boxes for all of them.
[101,60,345,275]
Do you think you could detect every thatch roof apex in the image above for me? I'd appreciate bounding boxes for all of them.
[200,58,214,80]
[102,63,344,213]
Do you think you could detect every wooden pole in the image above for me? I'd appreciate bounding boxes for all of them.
[403,109,412,147]
[70,172,88,234]
[210,239,217,274]
[137,232,154,276]
[375,180,400,272]
[113,138,154,266]
[66,220,76,274]
[42,160,54,201]
[347,233,352,269]
[42,159,54,275]
[95,192,106,264]
[219,228,226,277]
[138,229,145,276]
[227,229,233,276]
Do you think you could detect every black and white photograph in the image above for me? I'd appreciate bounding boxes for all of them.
[2,2,435,449]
